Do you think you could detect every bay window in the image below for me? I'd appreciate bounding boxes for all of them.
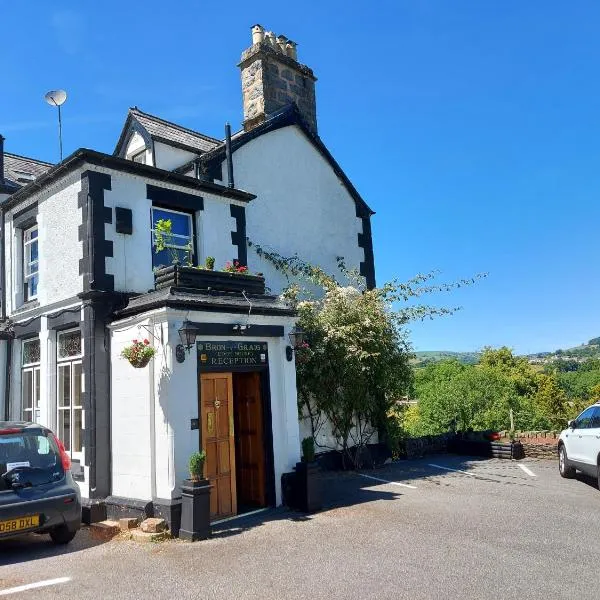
[57,330,83,460]
[21,338,41,423]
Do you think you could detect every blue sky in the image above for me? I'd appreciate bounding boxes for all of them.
[2,1,599,355]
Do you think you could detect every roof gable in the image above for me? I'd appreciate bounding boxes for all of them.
[197,105,374,217]
[114,107,221,157]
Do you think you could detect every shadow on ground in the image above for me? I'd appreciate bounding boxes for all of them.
[211,453,526,539]
[0,527,107,567]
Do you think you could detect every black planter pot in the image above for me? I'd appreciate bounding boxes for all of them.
[154,265,266,295]
[179,479,212,541]
[288,461,322,513]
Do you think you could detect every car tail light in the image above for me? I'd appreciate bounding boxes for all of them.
[52,434,71,470]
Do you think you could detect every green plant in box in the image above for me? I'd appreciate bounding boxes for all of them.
[302,436,316,463]
[189,450,206,482]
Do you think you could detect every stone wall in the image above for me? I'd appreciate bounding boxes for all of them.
[499,430,559,460]
[239,42,317,133]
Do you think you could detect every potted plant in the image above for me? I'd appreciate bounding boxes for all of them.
[179,450,211,542]
[287,436,321,513]
[121,339,157,368]
[205,256,215,271]
[189,450,206,481]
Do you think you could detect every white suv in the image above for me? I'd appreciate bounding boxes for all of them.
[558,403,600,482]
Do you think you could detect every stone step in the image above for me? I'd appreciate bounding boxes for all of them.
[90,520,121,540]
[119,517,139,531]
[130,530,171,544]
[140,517,168,533]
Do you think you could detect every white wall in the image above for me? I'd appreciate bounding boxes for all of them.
[4,172,83,315]
[109,307,299,506]
[231,125,366,294]
[110,318,155,500]
[101,170,240,293]
[125,132,150,165]
[153,142,196,172]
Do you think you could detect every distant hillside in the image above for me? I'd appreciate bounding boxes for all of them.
[525,337,600,365]
[412,351,481,367]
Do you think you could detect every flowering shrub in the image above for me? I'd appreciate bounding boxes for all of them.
[121,339,156,368]
[223,260,249,274]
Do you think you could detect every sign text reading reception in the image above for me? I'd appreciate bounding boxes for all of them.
[197,341,268,371]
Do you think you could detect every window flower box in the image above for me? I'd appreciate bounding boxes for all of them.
[154,265,266,295]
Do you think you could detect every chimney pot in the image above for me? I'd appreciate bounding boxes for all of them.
[285,40,298,60]
[276,35,288,53]
[251,24,265,45]
[265,31,276,47]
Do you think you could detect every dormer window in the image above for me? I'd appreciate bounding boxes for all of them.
[131,149,146,165]
[14,170,35,184]
[23,225,39,301]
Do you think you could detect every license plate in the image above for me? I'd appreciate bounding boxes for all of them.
[0,515,40,534]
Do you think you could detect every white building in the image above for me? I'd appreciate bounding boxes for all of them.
[0,25,375,530]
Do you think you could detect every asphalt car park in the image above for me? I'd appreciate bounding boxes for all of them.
[1,454,599,599]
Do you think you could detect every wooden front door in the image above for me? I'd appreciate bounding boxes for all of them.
[200,373,237,520]
[233,372,266,508]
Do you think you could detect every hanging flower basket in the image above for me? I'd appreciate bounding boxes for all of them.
[121,339,157,369]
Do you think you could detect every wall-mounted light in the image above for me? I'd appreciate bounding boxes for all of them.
[233,324,250,334]
[286,326,306,362]
[177,321,199,361]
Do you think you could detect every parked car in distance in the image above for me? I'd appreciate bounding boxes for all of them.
[0,422,81,544]
[558,403,600,485]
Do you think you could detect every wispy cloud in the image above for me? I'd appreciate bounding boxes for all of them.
[51,9,85,55]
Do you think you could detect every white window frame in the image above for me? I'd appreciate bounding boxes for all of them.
[130,149,146,164]
[23,224,39,301]
[21,338,41,423]
[56,329,83,462]
[151,206,194,267]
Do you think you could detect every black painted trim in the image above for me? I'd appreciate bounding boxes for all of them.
[12,203,38,228]
[13,317,41,338]
[3,149,255,213]
[230,205,247,266]
[187,322,284,337]
[356,210,376,290]
[115,207,132,235]
[78,171,114,292]
[147,184,204,212]
[47,306,82,330]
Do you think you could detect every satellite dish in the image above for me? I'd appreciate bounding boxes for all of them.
[44,89,67,106]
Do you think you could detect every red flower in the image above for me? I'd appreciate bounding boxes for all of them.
[133,339,138,344]
[144,339,150,345]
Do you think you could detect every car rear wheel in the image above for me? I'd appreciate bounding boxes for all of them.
[559,445,575,478]
[49,526,77,545]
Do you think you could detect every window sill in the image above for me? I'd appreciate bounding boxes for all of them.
[12,300,40,315]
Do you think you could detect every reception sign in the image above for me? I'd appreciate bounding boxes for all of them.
[197,341,268,371]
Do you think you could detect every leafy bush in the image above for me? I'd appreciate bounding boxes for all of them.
[189,450,206,481]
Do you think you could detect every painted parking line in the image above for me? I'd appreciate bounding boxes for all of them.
[428,463,475,477]
[359,473,417,489]
[0,577,71,596]
[518,464,536,477]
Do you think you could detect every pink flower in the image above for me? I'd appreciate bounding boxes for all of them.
[143,339,150,345]
[133,339,138,344]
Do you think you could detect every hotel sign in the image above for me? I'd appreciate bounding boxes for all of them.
[197,341,268,371]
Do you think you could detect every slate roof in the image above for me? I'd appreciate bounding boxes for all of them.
[116,286,295,318]
[2,153,53,191]
[114,107,221,156]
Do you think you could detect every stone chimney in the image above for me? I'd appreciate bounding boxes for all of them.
[239,24,317,134]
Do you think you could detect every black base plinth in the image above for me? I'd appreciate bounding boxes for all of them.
[179,479,212,541]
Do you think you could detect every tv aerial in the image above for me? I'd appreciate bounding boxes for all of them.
[44,90,67,161]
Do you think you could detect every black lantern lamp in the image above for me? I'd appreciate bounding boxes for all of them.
[286,326,306,362]
[177,321,199,362]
